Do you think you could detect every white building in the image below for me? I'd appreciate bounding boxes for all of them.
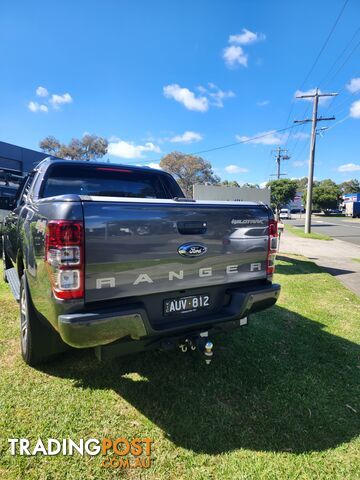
[193,184,271,205]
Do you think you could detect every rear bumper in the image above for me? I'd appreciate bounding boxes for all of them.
[58,283,280,348]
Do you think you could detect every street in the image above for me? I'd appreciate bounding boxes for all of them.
[284,215,360,246]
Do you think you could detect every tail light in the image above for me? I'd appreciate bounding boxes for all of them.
[267,219,278,277]
[45,221,84,300]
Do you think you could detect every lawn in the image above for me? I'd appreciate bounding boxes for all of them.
[284,223,333,241]
[0,257,359,480]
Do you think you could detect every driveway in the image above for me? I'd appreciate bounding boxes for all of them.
[283,215,360,246]
[279,228,360,296]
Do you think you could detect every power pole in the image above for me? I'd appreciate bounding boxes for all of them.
[294,88,337,233]
[271,146,290,180]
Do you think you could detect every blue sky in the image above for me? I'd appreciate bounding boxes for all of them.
[1,0,360,186]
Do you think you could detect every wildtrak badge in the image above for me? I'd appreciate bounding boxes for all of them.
[231,219,265,225]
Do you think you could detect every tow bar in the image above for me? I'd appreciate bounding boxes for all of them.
[178,334,214,365]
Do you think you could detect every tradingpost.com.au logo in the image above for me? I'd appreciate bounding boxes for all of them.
[8,437,154,470]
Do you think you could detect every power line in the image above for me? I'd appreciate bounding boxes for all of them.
[286,105,310,151]
[188,124,303,156]
[131,124,305,167]
[298,0,350,91]
[323,35,360,90]
[282,0,349,147]
[319,26,360,89]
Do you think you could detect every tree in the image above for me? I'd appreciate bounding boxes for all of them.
[267,179,297,215]
[339,179,360,194]
[39,136,61,155]
[39,134,108,161]
[220,180,241,187]
[243,182,260,188]
[295,177,308,194]
[308,179,341,212]
[160,151,220,197]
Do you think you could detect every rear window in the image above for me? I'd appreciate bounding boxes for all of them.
[41,165,180,199]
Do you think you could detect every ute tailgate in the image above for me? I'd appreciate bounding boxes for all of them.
[82,198,270,303]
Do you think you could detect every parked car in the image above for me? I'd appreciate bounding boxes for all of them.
[279,208,291,220]
[2,158,280,365]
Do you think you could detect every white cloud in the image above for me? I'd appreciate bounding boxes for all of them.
[259,181,268,188]
[256,100,269,107]
[108,139,161,159]
[223,28,265,68]
[49,93,73,109]
[346,77,360,94]
[223,45,248,67]
[163,84,208,112]
[236,130,287,146]
[207,86,235,107]
[170,131,203,144]
[350,100,360,118]
[164,83,234,111]
[294,89,330,104]
[229,28,266,45]
[146,163,162,170]
[196,83,235,107]
[292,131,310,140]
[36,86,49,97]
[337,163,360,172]
[28,101,48,113]
[293,160,308,167]
[225,165,249,174]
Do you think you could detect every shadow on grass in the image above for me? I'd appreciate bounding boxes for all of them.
[39,303,360,455]
[276,256,355,276]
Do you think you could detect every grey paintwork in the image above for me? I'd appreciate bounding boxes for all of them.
[2,158,279,350]
[84,201,270,303]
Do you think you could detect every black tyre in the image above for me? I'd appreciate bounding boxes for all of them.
[19,274,68,366]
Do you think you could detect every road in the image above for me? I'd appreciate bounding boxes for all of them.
[284,215,360,246]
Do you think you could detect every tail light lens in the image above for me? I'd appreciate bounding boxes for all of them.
[267,219,278,277]
[45,221,84,299]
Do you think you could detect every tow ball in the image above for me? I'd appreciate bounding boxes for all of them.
[178,337,214,365]
[204,341,214,365]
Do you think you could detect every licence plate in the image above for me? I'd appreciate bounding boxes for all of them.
[164,294,210,315]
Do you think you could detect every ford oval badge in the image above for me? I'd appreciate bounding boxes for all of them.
[178,243,207,258]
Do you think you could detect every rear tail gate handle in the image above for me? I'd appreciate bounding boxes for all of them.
[177,221,207,235]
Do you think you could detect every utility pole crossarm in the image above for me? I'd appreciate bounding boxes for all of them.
[296,92,338,99]
[294,119,312,123]
[317,116,336,121]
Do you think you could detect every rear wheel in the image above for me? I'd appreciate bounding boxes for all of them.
[19,274,68,366]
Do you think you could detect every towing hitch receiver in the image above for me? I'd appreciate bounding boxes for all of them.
[178,334,214,364]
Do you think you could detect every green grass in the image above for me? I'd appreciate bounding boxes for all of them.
[1,258,360,479]
[284,223,333,241]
